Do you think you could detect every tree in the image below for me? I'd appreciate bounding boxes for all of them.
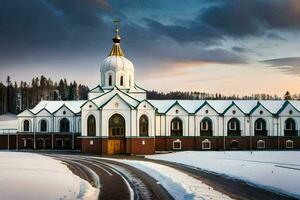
[284,91,291,100]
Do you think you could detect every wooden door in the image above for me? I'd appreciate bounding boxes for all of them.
[108,140,115,155]
[114,140,121,154]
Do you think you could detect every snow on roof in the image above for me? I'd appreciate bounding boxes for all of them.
[30,100,86,114]
[148,100,176,113]
[234,100,259,114]
[259,100,286,114]
[178,100,205,113]
[206,100,233,113]
[289,101,300,112]
[92,88,140,108]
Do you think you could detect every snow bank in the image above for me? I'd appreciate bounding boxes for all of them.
[0,152,98,200]
[113,159,233,200]
[147,151,300,199]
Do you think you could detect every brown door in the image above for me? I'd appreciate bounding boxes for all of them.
[114,140,121,154]
[108,140,115,155]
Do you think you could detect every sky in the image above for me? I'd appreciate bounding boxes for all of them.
[1,0,300,96]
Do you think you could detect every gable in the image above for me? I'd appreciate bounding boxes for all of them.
[54,105,74,116]
[279,103,300,116]
[17,109,33,117]
[250,104,272,116]
[102,95,132,110]
[81,101,98,110]
[137,100,155,110]
[166,103,189,115]
[196,103,218,116]
[223,104,244,116]
[36,109,52,117]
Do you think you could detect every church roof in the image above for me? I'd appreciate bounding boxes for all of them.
[23,100,86,115]
[148,100,298,115]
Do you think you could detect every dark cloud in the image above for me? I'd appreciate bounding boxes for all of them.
[261,57,300,75]
[0,0,299,79]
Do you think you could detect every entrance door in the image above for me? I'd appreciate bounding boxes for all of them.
[108,114,126,155]
[107,139,123,155]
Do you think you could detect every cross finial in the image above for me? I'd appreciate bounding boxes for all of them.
[113,19,120,31]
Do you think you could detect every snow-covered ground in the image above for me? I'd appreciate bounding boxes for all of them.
[109,158,233,200]
[147,151,300,199]
[0,152,98,200]
[0,113,17,133]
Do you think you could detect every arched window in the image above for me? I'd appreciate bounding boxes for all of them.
[87,115,96,136]
[202,139,211,150]
[254,118,267,136]
[171,118,183,136]
[60,118,70,132]
[23,120,30,132]
[139,115,149,137]
[109,75,112,86]
[200,118,212,136]
[284,118,297,136]
[40,120,47,132]
[227,118,241,136]
[109,114,125,137]
[120,76,124,86]
[286,140,294,149]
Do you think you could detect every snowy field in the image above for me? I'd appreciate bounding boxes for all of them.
[0,152,98,200]
[147,151,300,199]
[0,114,17,133]
[107,158,233,200]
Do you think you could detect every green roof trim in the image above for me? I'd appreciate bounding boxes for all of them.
[165,100,190,114]
[194,100,219,114]
[98,93,135,109]
[222,101,246,115]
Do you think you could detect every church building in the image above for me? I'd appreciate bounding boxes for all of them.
[15,25,300,155]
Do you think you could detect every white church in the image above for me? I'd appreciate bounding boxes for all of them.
[16,24,300,155]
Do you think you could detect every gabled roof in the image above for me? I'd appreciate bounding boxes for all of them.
[99,93,135,109]
[249,101,272,115]
[222,101,246,115]
[89,85,104,93]
[137,99,157,110]
[194,100,218,114]
[259,100,286,114]
[165,100,190,114]
[29,100,86,115]
[277,100,300,115]
[91,87,140,109]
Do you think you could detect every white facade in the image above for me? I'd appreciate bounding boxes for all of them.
[17,27,300,140]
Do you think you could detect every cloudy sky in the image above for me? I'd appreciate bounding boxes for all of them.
[1,0,300,95]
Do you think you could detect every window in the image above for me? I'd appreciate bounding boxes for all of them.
[285,118,295,131]
[87,115,96,136]
[286,140,294,149]
[23,120,30,132]
[60,118,70,132]
[40,120,47,132]
[256,121,263,130]
[173,139,181,150]
[254,118,267,136]
[120,76,124,86]
[200,118,213,136]
[201,121,208,131]
[171,118,183,136]
[109,75,112,86]
[139,115,149,137]
[228,118,239,131]
[257,140,265,149]
[202,139,211,150]
[109,114,125,137]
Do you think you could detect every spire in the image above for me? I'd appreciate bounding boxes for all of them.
[109,19,125,56]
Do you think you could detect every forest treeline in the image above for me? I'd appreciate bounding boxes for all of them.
[0,76,89,114]
[0,76,297,115]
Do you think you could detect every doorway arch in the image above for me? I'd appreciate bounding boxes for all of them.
[108,114,126,155]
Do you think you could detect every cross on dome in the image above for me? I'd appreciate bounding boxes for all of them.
[109,19,124,56]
